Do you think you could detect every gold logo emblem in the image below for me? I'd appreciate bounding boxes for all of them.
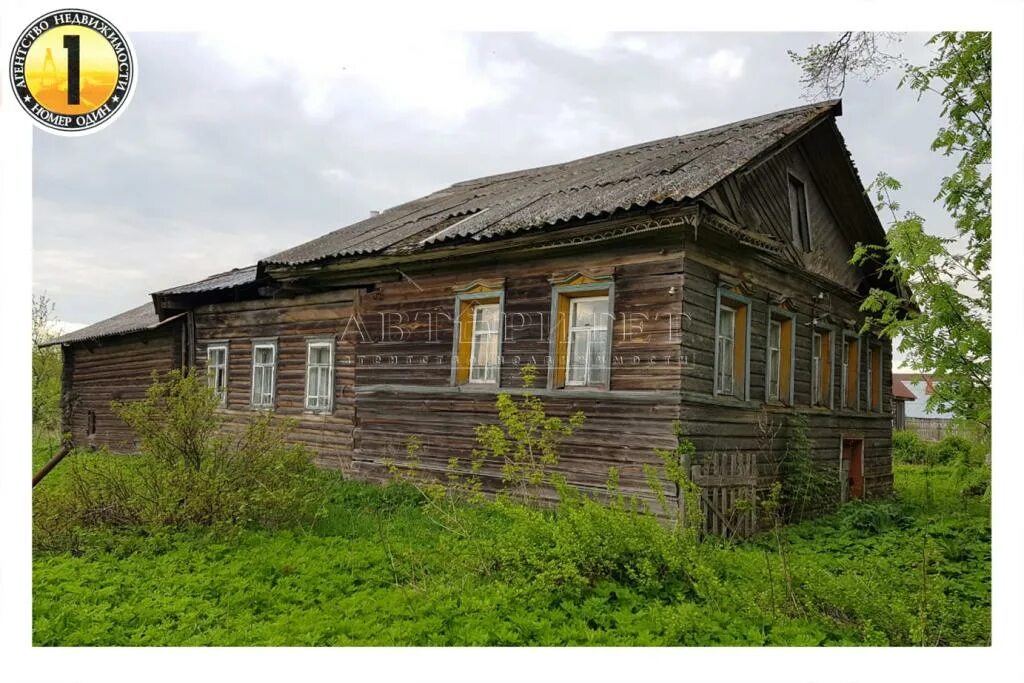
[9,9,135,134]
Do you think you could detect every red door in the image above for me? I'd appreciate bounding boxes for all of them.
[843,439,864,499]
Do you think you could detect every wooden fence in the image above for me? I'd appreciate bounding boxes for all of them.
[904,417,954,442]
[689,452,758,538]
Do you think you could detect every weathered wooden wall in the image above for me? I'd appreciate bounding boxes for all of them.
[680,229,893,501]
[351,227,687,500]
[193,290,359,471]
[63,323,183,452]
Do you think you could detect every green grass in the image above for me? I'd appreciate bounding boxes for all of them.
[33,450,990,646]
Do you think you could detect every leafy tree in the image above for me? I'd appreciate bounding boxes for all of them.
[791,32,991,438]
[32,294,63,435]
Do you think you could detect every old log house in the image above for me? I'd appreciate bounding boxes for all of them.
[45,100,899,533]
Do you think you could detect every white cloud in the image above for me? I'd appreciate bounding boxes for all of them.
[684,47,747,84]
[197,30,523,123]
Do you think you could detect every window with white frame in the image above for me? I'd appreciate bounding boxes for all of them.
[468,303,500,383]
[716,304,737,395]
[251,342,276,408]
[305,340,334,411]
[207,345,228,405]
[565,296,609,387]
[767,319,782,401]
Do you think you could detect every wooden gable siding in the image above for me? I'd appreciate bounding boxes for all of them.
[63,323,183,452]
[702,133,863,292]
[679,231,892,499]
[192,290,358,472]
[351,229,686,501]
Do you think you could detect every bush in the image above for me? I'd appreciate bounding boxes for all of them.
[485,488,713,602]
[893,430,929,464]
[33,370,328,551]
[894,430,977,466]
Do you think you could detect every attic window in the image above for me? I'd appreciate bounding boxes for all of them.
[788,173,811,252]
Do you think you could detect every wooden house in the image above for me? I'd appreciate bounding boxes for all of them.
[46,100,899,532]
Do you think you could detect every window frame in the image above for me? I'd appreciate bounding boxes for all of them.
[206,343,229,406]
[250,339,278,410]
[468,302,501,384]
[451,287,505,387]
[564,295,611,388]
[840,332,860,411]
[304,337,335,413]
[713,288,752,400]
[787,171,812,252]
[810,325,835,408]
[547,278,615,391]
[766,307,796,405]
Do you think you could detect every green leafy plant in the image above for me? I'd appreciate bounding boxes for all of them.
[777,414,839,522]
[33,369,328,551]
[472,364,585,504]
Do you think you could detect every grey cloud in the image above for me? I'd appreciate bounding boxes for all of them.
[34,31,954,329]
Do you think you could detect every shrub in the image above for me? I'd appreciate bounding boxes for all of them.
[485,487,714,602]
[33,370,328,551]
[893,430,929,464]
[778,415,839,522]
[894,430,976,466]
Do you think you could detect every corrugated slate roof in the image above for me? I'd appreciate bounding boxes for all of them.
[892,379,916,401]
[155,265,258,295]
[42,303,180,346]
[265,100,841,266]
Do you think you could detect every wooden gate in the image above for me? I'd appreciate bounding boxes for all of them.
[689,452,758,538]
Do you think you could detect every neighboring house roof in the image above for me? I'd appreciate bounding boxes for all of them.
[893,373,955,419]
[265,100,843,267]
[893,372,939,395]
[155,265,258,295]
[41,303,183,347]
[892,379,916,401]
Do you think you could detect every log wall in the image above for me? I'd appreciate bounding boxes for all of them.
[63,322,183,452]
[192,290,359,471]
[350,228,687,499]
[679,229,893,500]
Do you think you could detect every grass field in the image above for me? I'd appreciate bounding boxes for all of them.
[32,439,990,646]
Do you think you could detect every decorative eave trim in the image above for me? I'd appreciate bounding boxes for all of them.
[699,206,786,254]
[452,278,505,294]
[717,273,757,297]
[547,271,614,287]
[525,211,698,252]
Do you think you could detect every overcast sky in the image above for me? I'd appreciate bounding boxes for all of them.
[33,31,952,330]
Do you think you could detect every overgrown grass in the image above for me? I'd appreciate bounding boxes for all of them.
[33,449,990,646]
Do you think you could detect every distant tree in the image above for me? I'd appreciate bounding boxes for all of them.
[790,32,991,438]
[32,294,63,434]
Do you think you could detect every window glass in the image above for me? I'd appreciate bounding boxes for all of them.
[716,305,736,395]
[306,342,333,410]
[565,296,609,387]
[207,346,227,403]
[252,344,276,408]
[767,320,781,400]
[468,303,500,383]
